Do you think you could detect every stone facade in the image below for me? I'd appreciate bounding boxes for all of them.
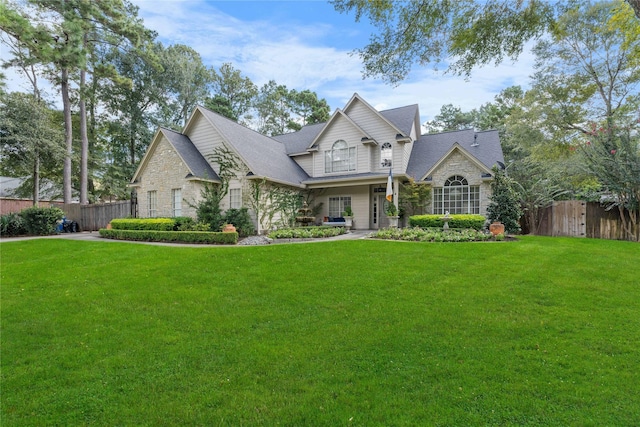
[428,149,493,216]
[135,136,203,218]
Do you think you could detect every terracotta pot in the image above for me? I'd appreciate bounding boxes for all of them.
[222,224,236,233]
[106,222,112,230]
[489,221,505,236]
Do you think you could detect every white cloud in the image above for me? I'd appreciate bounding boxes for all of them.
[1,0,536,128]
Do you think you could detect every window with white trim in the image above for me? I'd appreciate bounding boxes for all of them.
[433,175,480,214]
[229,188,242,209]
[380,142,392,167]
[325,140,356,173]
[172,188,182,217]
[329,196,351,218]
[147,190,157,217]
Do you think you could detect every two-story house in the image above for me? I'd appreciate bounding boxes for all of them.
[130,93,505,232]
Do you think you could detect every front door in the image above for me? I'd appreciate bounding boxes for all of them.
[371,194,390,229]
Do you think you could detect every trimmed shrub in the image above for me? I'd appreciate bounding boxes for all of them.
[409,214,485,230]
[172,216,195,231]
[20,206,64,235]
[110,218,175,231]
[1,212,27,237]
[268,226,346,239]
[99,229,238,244]
[223,208,255,237]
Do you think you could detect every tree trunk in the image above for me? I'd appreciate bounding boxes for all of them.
[61,67,73,204]
[80,68,89,204]
[33,151,40,207]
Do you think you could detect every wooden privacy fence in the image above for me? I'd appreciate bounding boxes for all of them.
[62,201,132,231]
[536,201,637,241]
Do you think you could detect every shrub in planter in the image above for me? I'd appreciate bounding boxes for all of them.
[1,212,27,236]
[20,207,64,235]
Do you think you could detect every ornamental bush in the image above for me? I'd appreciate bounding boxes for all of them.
[409,214,485,230]
[20,206,64,235]
[0,212,27,236]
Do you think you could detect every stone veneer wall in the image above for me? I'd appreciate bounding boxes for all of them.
[429,150,493,216]
[136,136,202,218]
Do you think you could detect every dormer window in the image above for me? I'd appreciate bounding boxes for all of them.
[325,140,356,173]
[381,142,392,168]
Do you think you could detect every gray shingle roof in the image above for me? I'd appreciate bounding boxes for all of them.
[380,104,418,136]
[198,108,309,187]
[407,129,504,180]
[273,104,419,155]
[273,122,325,155]
[160,127,219,181]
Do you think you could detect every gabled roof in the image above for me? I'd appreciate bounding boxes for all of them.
[380,104,419,137]
[273,122,324,155]
[197,107,309,187]
[131,127,219,184]
[407,129,504,180]
[343,93,409,137]
[273,103,420,155]
[306,109,372,150]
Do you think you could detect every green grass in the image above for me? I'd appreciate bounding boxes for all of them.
[1,236,639,426]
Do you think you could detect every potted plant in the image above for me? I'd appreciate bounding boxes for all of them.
[385,202,399,228]
[342,206,354,230]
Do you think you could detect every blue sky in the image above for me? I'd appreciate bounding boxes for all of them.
[2,0,536,124]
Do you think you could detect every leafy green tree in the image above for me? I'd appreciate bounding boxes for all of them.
[254,80,295,136]
[210,63,257,124]
[0,92,64,204]
[331,0,639,83]
[204,94,237,121]
[486,167,522,234]
[289,89,331,126]
[424,104,476,133]
[580,125,640,241]
[1,0,149,203]
[161,44,213,127]
[399,178,431,216]
[531,1,640,136]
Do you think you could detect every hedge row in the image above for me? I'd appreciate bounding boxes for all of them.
[110,218,175,231]
[409,214,486,230]
[99,229,238,244]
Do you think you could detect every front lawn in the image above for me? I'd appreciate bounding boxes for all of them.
[1,236,638,425]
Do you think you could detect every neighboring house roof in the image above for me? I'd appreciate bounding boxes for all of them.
[160,127,220,181]
[0,176,25,198]
[197,107,310,187]
[407,129,504,180]
[0,176,61,200]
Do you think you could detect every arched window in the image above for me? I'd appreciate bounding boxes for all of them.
[433,175,480,214]
[325,140,356,173]
[380,142,392,167]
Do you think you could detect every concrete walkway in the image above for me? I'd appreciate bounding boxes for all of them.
[1,229,374,246]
